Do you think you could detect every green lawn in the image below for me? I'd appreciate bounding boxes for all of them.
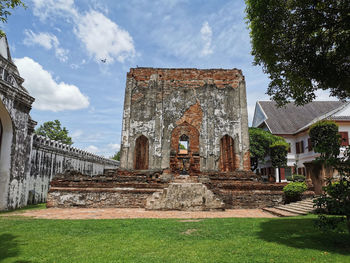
[0,213,349,263]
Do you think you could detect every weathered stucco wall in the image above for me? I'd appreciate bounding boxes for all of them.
[120,68,250,173]
[0,42,36,210]
[28,134,119,204]
[0,35,119,211]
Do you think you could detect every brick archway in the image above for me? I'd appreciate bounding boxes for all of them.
[170,122,200,176]
[134,135,149,170]
[219,134,236,172]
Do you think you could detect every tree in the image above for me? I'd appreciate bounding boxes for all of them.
[35,120,73,145]
[309,120,350,234]
[111,151,120,161]
[249,127,288,171]
[309,120,340,160]
[269,141,289,169]
[245,0,350,106]
[0,0,26,36]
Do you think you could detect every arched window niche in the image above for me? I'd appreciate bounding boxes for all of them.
[219,134,236,172]
[134,135,149,170]
[179,134,189,154]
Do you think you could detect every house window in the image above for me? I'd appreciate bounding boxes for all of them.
[339,132,349,146]
[308,138,313,151]
[296,142,300,154]
[295,140,304,154]
[179,134,189,154]
[300,140,304,153]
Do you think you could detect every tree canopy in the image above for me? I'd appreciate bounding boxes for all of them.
[35,120,73,145]
[249,127,288,170]
[309,120,340,160]
[0,0,26,36]
[309,120,350,234]
[245,0,350,106]
[111,151,120,161]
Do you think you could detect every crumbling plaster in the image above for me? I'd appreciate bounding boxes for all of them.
[120,68,250,172]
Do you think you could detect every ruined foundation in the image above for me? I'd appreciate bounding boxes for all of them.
[47,68,314,210]
[46,170,298,209]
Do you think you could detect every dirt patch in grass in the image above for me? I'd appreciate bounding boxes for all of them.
[178,219,203,222]
[181,229,198,235]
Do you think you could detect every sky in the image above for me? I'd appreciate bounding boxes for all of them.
[4,0,334,157]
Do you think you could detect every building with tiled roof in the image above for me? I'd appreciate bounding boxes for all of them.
[252,101,350,183]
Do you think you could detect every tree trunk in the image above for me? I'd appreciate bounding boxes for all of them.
[347,215,350,235]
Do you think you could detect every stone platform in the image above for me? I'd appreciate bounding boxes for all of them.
[46,170,315,210]
[146,182,224,211]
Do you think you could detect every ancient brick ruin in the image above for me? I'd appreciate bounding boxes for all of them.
[120,68,251,174]
[47,68,310,210]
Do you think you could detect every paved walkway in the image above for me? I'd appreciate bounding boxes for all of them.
[5,208,276,219]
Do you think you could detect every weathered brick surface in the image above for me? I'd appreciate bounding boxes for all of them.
[47,188,156,208]
[46,170,315,209]
[126,68,243,89]
[120,67,251,173]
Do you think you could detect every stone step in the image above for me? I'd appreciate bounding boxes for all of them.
[280,206,314,214]
[286,203,314,209]
[297,201,315,207]
[296,200,315,205]
[262,207,299,217]
[263,198,316,217]
[274,206,311,215]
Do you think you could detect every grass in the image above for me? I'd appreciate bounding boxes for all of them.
[0,214,349,263]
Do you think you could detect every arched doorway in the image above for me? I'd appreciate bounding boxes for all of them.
[219,135,236,172]
[134,135,149,170]
[0,99,13,210]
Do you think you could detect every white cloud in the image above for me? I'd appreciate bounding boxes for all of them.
[14,57,89,111]
[85,145,99,153]
[31,1,136,64]
[32,0,78,21]
[314,89,336,101]
[200,21,213,56]
[108,143,120,151]
[23,30,68,62]
[74,10,135,63]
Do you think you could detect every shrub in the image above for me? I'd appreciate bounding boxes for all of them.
[292,174,305,182]
[286,175,293,182]
[286,174,305,182]
[283,182,307,203]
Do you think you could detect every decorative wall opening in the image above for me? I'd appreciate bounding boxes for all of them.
[219,135,236,172]
[0,99,13,210]
[134,135,149,170]
[179,134,189,154]
[170,122,200,176]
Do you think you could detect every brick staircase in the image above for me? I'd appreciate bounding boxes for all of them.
[262,198,316,217]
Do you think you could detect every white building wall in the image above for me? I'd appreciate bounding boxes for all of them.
[256,123,350,182]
